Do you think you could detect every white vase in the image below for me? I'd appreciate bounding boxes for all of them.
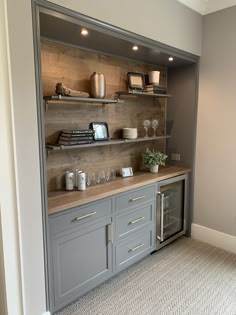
[150,165,159,173]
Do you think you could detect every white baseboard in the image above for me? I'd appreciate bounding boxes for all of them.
[191,223,236,255]
[42,312,51,315]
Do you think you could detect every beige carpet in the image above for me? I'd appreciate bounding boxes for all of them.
[56,237,236,315]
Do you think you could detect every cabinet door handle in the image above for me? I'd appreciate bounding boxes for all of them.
[157,192,164,242]
[72,211,96,222]
[129,195,146,202]
[128,216,145,225]
[128,243,144,253]
[107,223,113,243]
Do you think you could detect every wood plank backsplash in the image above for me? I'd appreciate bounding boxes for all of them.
[41,39,168,192]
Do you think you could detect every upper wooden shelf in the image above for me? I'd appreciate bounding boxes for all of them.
[44,95,121,106]
[46,135,171,152]
[116,91,171,98]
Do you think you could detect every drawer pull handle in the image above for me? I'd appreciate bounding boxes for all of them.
[128,216,145,225]
[128,243,145,253]
[129,195,146,202]
[73,211,96,222]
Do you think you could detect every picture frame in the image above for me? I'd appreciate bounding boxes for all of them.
[127,72,145,91]
[120,167,133,177]
[89,122,110,141]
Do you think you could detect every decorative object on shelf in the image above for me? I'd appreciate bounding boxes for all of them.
[120,167,133,177]
[151,119,159,137]
[90,72,106,98]
[143,120,151,137]
[127,72,145,91]
[55,82,89,98]
[122,128,138,139]
[89,122,109,141]
[58,129,95,145]
[143,148,168,173]
[148,71,160,85]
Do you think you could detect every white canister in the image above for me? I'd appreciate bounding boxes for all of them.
[148,71,160,85]
[65,171,74,191]
[74,169,82,188]
[78,172,86,191]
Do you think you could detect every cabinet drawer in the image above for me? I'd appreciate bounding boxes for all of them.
[49,198,112,235]
[115,185,155,212]
[116,203,154,239]
[115,229,154,271]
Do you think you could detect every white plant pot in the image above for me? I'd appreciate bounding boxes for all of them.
[150,165,159,173]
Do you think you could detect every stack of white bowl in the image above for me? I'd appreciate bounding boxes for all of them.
[122,128,138,139]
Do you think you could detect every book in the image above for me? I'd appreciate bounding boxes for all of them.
[61,129,94,135]
[58,139,94,145]
[59,132,94,139]
[59,136,94,141]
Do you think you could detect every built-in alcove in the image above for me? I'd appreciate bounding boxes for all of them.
[32,1,199,312]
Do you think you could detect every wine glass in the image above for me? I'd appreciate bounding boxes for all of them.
[105,169,111,182]
[151,119,159,137]
[97,170,106,184]
[89,172,96,186]
[143,120,151,138]
[86,173,91,186]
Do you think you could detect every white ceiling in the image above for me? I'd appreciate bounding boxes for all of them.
[178,0,236,15]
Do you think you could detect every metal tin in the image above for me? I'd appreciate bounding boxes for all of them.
[90,72,106,98]
[65,171,74,191]
[74,169,82,188]
[78,172,86,191]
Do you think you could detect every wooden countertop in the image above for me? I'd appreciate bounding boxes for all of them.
[48,166,191,215]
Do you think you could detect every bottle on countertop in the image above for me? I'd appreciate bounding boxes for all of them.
[65,171,74,191]
[77,172,86,191]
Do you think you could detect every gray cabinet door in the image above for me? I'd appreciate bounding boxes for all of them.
[51,216,113,312]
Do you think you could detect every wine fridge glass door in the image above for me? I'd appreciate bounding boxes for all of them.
[157,177,185,243]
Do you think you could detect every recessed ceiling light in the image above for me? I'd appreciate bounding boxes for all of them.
[132,45,139,51]
[81,28,88,36]
[168,57,174,62]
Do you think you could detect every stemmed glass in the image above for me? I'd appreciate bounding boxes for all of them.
[143,120,151,138]
[151,119,159,137]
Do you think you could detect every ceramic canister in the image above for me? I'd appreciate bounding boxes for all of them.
[148,71,160,85]
[90,72,106,98]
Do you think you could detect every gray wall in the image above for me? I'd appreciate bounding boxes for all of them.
[194,6,236,236]
[167,64,198,234]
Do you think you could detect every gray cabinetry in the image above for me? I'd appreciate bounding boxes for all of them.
[114,185,156,272]
[49,199,113,313]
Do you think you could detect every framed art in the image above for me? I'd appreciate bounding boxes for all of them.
[127,72,145,91]
[89,122,110,141]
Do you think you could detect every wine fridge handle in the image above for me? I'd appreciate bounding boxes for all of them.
[157,192,164,242]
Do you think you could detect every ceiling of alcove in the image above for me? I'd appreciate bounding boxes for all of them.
[39,11,197,69]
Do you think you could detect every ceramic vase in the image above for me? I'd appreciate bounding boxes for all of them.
[150,165,159,173]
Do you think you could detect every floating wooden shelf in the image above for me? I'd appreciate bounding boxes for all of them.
[44,95,121,104]
[46,135,171,151]
[116,91,171,98]
[43,95,122,111]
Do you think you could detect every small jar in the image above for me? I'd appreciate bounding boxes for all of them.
[77,172,86,191]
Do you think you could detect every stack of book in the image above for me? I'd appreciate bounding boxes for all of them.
[143,84,166,94]
[58,129,95,145]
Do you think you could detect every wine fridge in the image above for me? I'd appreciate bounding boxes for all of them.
[156,174,188,250]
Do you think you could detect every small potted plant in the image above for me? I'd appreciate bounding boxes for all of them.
[143,148,168,173]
